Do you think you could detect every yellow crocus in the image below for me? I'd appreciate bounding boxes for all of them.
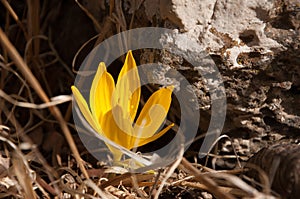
[71,51,174,161]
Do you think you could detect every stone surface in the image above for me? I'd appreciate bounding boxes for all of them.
[158,0,283,68]
[140,0,300,153]
[146,2,300,195]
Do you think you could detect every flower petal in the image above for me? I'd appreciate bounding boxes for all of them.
[107,146,124,162]
[90,62,115,123]
[71,86,101,132]
[114,51,141,121]
[100,105,135,150]
[134,86,173,138]
[135,123,174,147]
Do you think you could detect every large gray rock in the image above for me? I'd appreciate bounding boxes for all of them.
[142,0,300,157]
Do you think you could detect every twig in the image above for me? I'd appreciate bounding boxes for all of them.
[75,0,101,32]
[85,179,113,199]
[0,134,36,199]
[0,89,71,109]
[36,175,57,196]
[100,173,154,189]
[181,158,236,199]
[0,27,90,179]
[180,181,247,198]
[0,0,29,39]
[26,0,40,58]
[153,143,184,199]
[1,105,60,195]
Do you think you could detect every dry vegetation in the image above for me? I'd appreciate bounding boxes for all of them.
[0,0,298,198]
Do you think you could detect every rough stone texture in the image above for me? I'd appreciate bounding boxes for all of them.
[140,0,300,157]
[156,0,284,68]
[143,3,300,197]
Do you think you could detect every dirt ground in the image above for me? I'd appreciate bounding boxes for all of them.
[0,0,299,198]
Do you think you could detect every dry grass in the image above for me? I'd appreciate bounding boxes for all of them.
[0,1,278,198]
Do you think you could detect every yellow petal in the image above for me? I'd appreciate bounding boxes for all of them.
[107,146,124,161]
[100,105,135,150]
[135,123,174,147]
[113,50,141,121]
[71,86,101,132]
[90,62,115,123]
[134,86,173,138]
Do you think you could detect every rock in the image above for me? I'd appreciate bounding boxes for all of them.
[140,0,300,156]
[246,143,300,199]
[158,0,283,68]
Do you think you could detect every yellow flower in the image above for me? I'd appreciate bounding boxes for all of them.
[71,51,174,161]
